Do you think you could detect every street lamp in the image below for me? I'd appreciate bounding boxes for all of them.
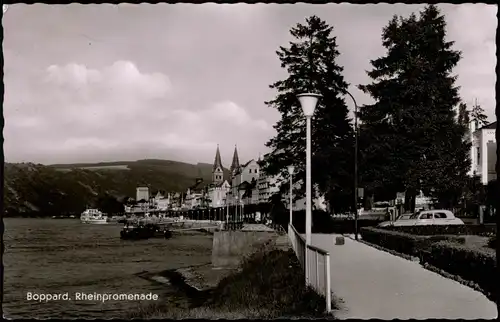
[297,92,322,285]
[287,165,295,226]
[341,90,360,241]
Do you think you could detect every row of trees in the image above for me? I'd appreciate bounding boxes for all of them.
[261,5,494,214]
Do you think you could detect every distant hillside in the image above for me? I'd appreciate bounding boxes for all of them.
[4,159,230,217]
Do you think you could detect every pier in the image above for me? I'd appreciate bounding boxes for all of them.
[116,204,274,231]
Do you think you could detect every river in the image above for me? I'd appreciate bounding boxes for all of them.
[2,218,214,319]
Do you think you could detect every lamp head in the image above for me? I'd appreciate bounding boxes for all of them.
[287,165,295,175]
[297,93,322,117]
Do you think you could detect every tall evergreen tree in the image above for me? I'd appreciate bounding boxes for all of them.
[262,16,354,213]
[470,98,488,129]
[358,5,470,212]
[458,102,470,129]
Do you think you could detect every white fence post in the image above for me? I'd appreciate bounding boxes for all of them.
[325,253,331,313]
[316,251,319,291]
[287,223,331,313]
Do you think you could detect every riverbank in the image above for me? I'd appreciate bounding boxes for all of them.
[128,242,337,319]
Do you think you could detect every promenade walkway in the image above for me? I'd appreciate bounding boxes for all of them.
[303,233,497,319]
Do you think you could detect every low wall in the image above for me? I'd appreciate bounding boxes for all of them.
[212,231,278,267]
[168,220,223,230]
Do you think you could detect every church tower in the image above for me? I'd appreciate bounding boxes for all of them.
[212,144,224,185]
[230,145,240,178]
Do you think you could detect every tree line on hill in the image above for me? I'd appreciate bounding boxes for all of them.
[261,5,497,216]
[3,160,221,217]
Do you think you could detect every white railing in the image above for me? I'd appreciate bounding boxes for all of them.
[288,224,331,313]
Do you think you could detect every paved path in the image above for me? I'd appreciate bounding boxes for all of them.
[303,233,497,320]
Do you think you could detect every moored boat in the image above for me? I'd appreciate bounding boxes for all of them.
[80,209,108,224]
[120,222,172,240]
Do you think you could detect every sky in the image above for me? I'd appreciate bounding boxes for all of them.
[3,3,497,166]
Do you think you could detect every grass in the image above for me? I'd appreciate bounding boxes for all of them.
[128,246,336,319]
[455,234,495,254]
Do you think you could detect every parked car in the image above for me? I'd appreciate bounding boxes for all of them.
[377,209,464,227]
[377,213,412,227]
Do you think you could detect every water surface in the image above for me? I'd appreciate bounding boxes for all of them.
[3,218,213,319]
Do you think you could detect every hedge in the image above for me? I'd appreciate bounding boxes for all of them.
[360,227,469,257]
[360,228,418,255]
[420,241,497,302]
[360,227,496,302]
[383,224,496,237]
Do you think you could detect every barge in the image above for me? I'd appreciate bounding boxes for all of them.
[120,222,173,240]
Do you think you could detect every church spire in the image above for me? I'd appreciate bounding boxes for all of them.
[213,144,223,171]
[230,144,240,176]
[212,144,223,184]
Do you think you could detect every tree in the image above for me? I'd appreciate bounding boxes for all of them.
[358,5,470,212]
[470,99,488,129]
[269,193,288,227]
[458,102,470,130]
[261,16,355,213]
[96,193,125,214]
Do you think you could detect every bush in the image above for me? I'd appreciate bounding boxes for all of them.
[383,224,496,237]
[209,248,331,317]
[360,227,427,256]
[360,227,466,257]
[420,241,497,302]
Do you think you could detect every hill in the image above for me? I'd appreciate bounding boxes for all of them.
[4,159,230,217]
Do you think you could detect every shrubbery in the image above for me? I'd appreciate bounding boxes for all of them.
[360,227,497,302]
[360,227,427,256]
[383,224,496,237]
[208,248,331,317]
[421,241,497,302]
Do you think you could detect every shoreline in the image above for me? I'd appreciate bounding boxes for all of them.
[128,244,336,320]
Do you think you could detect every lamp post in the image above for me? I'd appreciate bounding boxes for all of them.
[287,165,295,226]
[341,90,360,241]
[297,93,322,286]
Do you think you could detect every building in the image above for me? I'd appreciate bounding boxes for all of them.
[207,180,231,208]
[136,186,149,202]
[470,121,497,184]
[153,191,170,210]
[212,144,224,185]
[207,144,231,208]
[170,192,182,209]
[154,191,164,200]
[240,179,258,205]
[258,161,280,204]
[156,198,170,211]
[229,145,260,205]
[184,178,205,209]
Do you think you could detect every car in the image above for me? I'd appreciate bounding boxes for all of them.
[377,213,412,227]
[377,209,464,227]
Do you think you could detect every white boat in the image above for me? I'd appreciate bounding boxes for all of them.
[80,209,108,224]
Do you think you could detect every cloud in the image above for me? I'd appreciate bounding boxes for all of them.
[3,4,495,165]
[4,60,273,164]
[444,4,497,120]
